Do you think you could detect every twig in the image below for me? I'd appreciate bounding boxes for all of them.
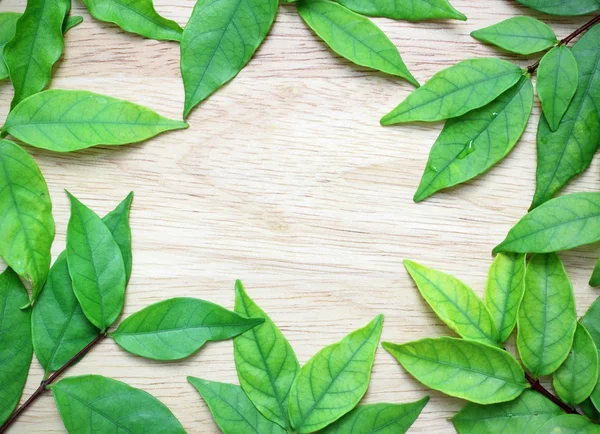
[525,372,579,415]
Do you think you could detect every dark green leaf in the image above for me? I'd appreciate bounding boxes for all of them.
[471,17,557,55]
[516,0,599,16]
[63,16,83,33]
[333,0,465,21]
[581,297,600,411]
[535,414,600,433]
[591,258,600,287]
[580,398,600,422]
[102,192,134,282]
[0,12,20,80]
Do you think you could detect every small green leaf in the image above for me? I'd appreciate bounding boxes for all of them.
[590,259,600,287]
[516,0,599,16]
[297,0,418,86]
[414,76,533,201]
[553,323,599,406]
[289,315,384,433]
[0,139,54,302]
[180,0,278,118]
[321,398,429,434]
[82,0,183,42]
[53,375,186,434]
[0,12,21,80]
[188,378,286,434]
[471,17,557,55]
[233,281,299,430]
[452,390,562,433]
[333,0,465,21]
[581,297,600,412]
[0,268,33,426]
[102,192,134,282]
[66,193,126,331]
[3,90,188,152]
[380,58,523,125]
[537,45,578,132]
[383,337,529,405]
[535,414,600,433]
[517,254,577,378]
[112,297,263,361]
[63,16,83,33]
[404,260,499,346]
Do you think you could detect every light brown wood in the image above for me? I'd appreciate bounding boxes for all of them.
[1,1,599,432]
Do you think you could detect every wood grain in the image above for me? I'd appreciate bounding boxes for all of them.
[1,1,599,432]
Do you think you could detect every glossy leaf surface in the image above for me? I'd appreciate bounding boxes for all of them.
[0,12,20,80]
[102,192,134,282]
[535,414,600,433]
[333,0,465,21]
[516,0,599,16]
[471,17,557,55]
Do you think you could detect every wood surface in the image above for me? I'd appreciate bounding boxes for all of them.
[1,0,599,432]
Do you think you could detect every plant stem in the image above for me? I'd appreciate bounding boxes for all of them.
[525,372,579,415]
[0,332,107,434]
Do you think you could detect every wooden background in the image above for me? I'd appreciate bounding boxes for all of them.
[1,0,599,432]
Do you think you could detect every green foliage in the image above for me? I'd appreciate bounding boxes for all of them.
[102,192,134,282]
[63,16,84,33]
[334,0,465,21]
[536,414,600,433]
[471,17,557,55]
[582,297,600,412]
[0,12,20,80]
[516,0,600,16]
[591,259,600,287]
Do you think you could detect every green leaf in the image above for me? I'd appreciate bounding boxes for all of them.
[414,76,533,201]
[494,192,600,254]
[333,0,465,21]
[66,193,126,331]
[297,0,418,86]
[471,17,557,55]
[516,0,599,16]
[553,323,599,406]
[180,0,278,118]
[53,375,186,434]
[581,298,600,411]
[383,337,529,405]
[233,280,299,430]
[63,16,84,33]
[82,0,183,42]
[537,45,579,132]
[535,414,600,434]
[380,58,523,125]
[404,260,499,346]
[590,258,600,287]
[3,0,70,109]
[0,268,33,426]
[517,254,577,378]
[321,398,429,434]
[581,398,600,422]
[289,315,384,433]
[0,139,54,303]
[102,192,134,282]
[3,89,188,152]
[531,24,600,208]
[112,297,263,361]
[0,12,21,80]
[188,378,286,434]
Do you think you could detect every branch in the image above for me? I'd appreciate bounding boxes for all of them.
[525,372,580,415]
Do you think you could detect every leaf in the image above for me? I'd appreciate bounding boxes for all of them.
[297,0,418,86]
[288,315,384,433]
[63,16,84,33]
[0,12,20,80]
[581,398,600,422]
[82,0,183,42]
[52,375,186,434]
[180,0,278,118]
[535,414,600,434]
[517,254,577,378]
[581,298,600,411]
[3,90,188,152]
[404,260,499,346]
[531,24,600,208]
[516,0,600,16]
[452,390,562,434]
[537,45,579,131]
[591,258,600,287]
[332,0,466,21]
[112,297,263,361]
[0,268,33,426]
[66,193,126,331]
[553,323,599,406]
[0,139,54,303]
[3,0,70,109]
[233,280,299,430]
[414,76,533,201]
[380,58,523,125]
[321,398,429,434]
[494,192,600,254]
[471,17,557,55]
[383,337,529,405]
[102,192,134,282]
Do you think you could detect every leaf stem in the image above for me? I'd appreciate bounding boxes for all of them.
[525,372,579,415]
[0,332,107,433]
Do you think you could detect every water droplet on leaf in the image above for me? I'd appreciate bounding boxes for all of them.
[457,140,476,159]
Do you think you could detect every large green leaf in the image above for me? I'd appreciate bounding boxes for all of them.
[452,390,562,433]
[531,24,600,208]
[516,0,599,16]
[233,281,299,430]
[102,192,134,282]
[0,139,54,303]
[112,297,263,361]
[3,90,188,152]
[297,0,418,86]
[289,315,384,433]
[83,0,182,41]
[52,375,186,434]
[383,337,529,404]
[380,58,523,125]
[517,254,577,378]
[0,12,20,80]
[404,260,499,346]
[0,268,33,426]
[535,414,600,433]
[414,76,533,201]
[3,0,70,109]
[494,192,600,254]
[180,0,278,118]
[471,17,557,55]
[188,378,286,434]
[321,398,429,434]
[333,0,465,21]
